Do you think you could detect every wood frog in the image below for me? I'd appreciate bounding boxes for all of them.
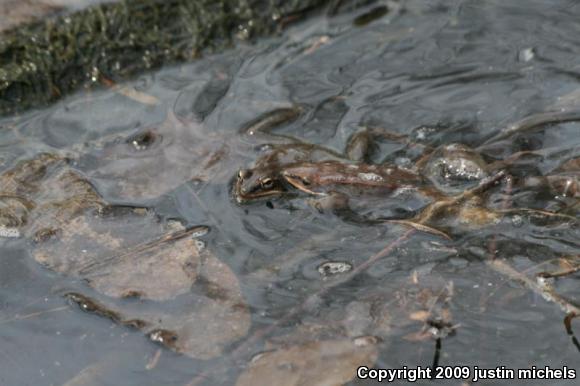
[233,110,576,238]
[233,109,452,232]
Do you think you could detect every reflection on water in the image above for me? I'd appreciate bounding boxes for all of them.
[1,1,580,385]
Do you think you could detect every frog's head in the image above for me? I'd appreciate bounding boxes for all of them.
[234,168,287,203]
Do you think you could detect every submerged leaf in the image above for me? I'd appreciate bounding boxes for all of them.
[236,337,379,386]
[0,152,250,359]
[66,251,251,360]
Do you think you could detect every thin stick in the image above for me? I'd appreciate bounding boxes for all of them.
[482,171,580,316]
[79,225,207,275]
[537,261,580,279]
[482,110,580,145]
[0,306,69,325]
[486,258,580,316]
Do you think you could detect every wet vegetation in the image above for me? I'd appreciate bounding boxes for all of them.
[0,0,340,115]
[0,1,579,385]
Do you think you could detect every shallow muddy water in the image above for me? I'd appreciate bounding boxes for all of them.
[1,1,580,385]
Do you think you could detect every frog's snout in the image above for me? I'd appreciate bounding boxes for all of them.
[238,169,251,180]
[236,169,252,194]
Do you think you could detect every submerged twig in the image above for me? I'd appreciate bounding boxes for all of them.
[482,110,580,145]
[0,306,69,325]
[480,164,580,327]
[486,259,580,316]
[537,259,580,279]
[564,313,580,353]
[483,170,580,322]
[79,225,207,276]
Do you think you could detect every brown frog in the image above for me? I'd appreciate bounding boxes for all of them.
[234,114,457,234]
[234,115,577,239]
[234,109,431,204]
[234,107,384,202]
[235,103,580,211]
[234,106,498,203]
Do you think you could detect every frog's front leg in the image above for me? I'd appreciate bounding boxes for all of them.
[307,191,347,214]
[306,192,382,225]
[304,189,456,237]
[307,192,361,221]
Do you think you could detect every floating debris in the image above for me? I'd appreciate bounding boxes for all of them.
[0,225,20,238]
[190,225,210,238]
[317,261,353,277]
[518,47,535,62]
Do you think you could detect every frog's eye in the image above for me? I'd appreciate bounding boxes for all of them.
[260,178,274,189]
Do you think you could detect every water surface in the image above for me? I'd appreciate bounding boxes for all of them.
[1,1,579,385]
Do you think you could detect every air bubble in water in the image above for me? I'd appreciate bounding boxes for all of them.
[195,240,206,251]
[317,261,353,277]
[511,214,524,228]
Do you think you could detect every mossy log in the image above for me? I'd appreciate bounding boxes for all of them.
[0,0,341,115]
